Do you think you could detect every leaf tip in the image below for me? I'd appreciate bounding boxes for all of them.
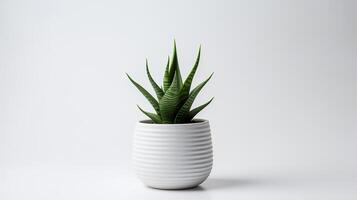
[172,40,177,55]
[208,72,214,80]
[125,72,131,79]
[136,105,144,112]
[145,60,149,71]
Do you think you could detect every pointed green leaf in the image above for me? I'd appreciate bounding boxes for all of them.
[163,56,170,92]
[168,41,183,89]
[180,46,201,99]
[137,105,162,123]
[174,73,213,123]
[188,97,214,120]
[159,71,181,123]
[146,60,164,100]
[175,63,183,88]
[126,73,160,115]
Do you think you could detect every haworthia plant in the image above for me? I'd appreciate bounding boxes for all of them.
[127,41,213,124]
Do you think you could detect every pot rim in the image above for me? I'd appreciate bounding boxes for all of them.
[137,118,209,127]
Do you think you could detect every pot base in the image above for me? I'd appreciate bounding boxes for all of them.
[140,175,210,190]
[147,184,201,190]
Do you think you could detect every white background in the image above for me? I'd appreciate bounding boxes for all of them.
[1,0,356,199]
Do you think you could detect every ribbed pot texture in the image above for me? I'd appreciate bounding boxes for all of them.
[133,119,213,190]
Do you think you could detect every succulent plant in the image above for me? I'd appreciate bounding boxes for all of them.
[126,42,213,124]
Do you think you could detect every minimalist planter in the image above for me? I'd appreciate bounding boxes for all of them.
[127,42,214,189]
[133,119,213,190]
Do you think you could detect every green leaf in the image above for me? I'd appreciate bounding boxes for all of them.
[174,73,213,123]
[168,41,183,89]
[159,71,181,123]
[126,73,160,115]
[137,105,162,123]
[180,46,201,99]
[188,97,214,120]
[146,60,164,100]
[163,56,170,92]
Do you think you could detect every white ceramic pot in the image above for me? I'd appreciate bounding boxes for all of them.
[133,119,213,190]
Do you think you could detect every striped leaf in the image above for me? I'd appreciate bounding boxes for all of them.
[163,56,170,92]
[159,71,181,123]
[180,46,201,99]
[126,73,160,115]
[188,97,214,120]
[137,105,162,123]
[146,60,164,100]
[174,73,213,123]
[168,41,183,89]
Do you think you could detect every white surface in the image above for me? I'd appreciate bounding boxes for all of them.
[1,0,357,199]
[1,165,357,200]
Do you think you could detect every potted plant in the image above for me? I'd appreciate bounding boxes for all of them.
[126,41,213,190]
